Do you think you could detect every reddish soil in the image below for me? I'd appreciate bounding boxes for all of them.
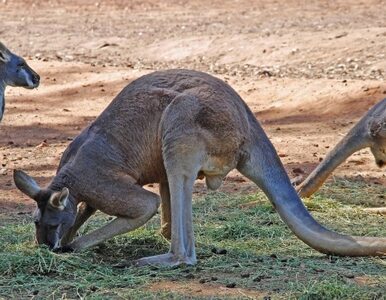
[147,280,269,298]
[1,1,385,217]
[1,1,386,297]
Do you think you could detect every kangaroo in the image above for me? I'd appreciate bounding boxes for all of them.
[297,98,386,198]
[0,41,40,122]
[14,70,386,266]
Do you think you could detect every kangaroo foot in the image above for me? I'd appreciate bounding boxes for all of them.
[133,253,196,267]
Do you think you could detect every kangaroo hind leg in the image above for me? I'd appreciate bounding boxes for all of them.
[135,164,201,266]
[134,94,207,266]
[67,180,160,252]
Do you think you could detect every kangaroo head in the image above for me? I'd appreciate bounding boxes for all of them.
[13,170,76,249]
[364,99,386,167]
[0,42,40,89]
[368,119,386,167]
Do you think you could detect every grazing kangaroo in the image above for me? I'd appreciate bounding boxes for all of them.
[297,98,386,198]
[14,70,386,266]
[0,41,40,122]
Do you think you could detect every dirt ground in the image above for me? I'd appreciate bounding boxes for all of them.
[0,0,386,296]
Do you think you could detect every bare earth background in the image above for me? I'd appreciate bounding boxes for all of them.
[1,0,385,212]
[1,0,386,297]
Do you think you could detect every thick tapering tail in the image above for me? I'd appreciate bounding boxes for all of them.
[238,119,386,257]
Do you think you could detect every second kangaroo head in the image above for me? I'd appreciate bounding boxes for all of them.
[13,170,76,249]
[366,99,386,168]
[0,42,40,89]
[369,120,386,167]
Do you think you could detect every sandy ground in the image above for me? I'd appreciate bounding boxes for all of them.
[1,0,386,209]
[1,0,386,296]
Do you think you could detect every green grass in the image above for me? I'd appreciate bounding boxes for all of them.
[1,180,386,299]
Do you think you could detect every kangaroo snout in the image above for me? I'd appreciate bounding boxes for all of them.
[24,66,40,89]
[30,70,40,88]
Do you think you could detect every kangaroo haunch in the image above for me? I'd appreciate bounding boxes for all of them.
[297,98,386,198]
[0,41,40,122]
[14,70,386,266]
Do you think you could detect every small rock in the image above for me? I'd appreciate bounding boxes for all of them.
[313,268,325,273]
[335,32,348,39]
[226,283,236,288]
[89,286,98,292]
[241,273,250,278]
[36,141,49,148]
[211,247,227,255]
[292,168,304,174]
[329,256,338,263]
[0,168,7,175]
[64,55,74,61]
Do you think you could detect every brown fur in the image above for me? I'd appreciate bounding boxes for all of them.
[15,70,386,265]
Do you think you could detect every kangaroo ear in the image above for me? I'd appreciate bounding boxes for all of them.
[369,120,386,138]
[13,169,42,200]
[0,43,10,63]
[49,187,69,210]
[0,51,7,63]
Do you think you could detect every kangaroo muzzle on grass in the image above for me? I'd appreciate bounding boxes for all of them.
[14,70,386,266]
[0,41,40,122]
[297,98,386,198]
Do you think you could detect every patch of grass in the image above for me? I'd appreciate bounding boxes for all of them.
[1,180,386,299]
[317,177,386,207]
